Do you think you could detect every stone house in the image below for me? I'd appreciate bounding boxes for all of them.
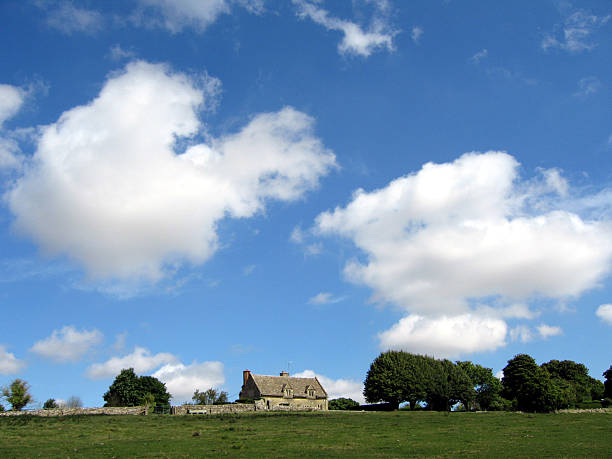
[239,370,328,410]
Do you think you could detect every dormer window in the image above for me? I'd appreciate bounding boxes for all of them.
[306,385,316,398]
[282,384,293,398]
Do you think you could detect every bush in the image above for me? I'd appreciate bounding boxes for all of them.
[43,399,58,409]
[486,397,512,411]
[575,400,602,409]
[602,398,612,408]
[329,398,360,410]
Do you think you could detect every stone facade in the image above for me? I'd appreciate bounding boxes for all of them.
[239,370,328,411]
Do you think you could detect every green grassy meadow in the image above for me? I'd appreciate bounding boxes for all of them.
[0,411,610,458]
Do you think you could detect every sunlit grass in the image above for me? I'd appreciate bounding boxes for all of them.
[0,411,610,457]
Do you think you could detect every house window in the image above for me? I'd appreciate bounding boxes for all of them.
[282,384,294,398]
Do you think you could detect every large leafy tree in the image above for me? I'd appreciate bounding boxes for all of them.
[604,365,612,399]
[456,361,502,411]
[364,351,431,410]
[502,354,566,412]
[1,379,32,411]
[426,359,474,411]
[541,359,604,406]
[140,376,171,405]
[103,368,171,407]
[501,354,539,401]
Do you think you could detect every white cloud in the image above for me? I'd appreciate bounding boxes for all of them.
[43,1,104,35]
[379,314,508,358]
[0,84,25,126]
[542,10,610,53]
[30,326,103,363]
[509,325,533,343]
[152,361,225,402]
[574,76,602,98]
[243,264,256,276]
[0,345,26,374]
[540,168,569,197]
[135,0,264,33]
[308,292,345,305]
[7,61,336,284]
[86,346,178,379]
[537,324,563,339]
[470,49,488,64]
[316,152,612,356]
[136,0,230,33]
[0,84,26,171]
[293,0,396,57]
[293,369,364,403]
[596,304,612,325]
[411,26,423,43]
[0,137,23,171]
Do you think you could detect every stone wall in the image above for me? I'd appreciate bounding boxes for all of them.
[262,396,328,411]
[0,406,146,417]
[171,403,260,415]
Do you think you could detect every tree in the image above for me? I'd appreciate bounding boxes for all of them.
[541,360,593,406]
[501,354,539,402]
[502,354,566,412]
[456,361,502,411]
[364,351,430,410]
[192,388,229,405]
[103,368,171,407]
[139,376,171,405]
[65,396,83,408]
[1,379,33,411]
[604,366,612,399]
[43,398,58,409]
[425,359,474,411]
[329,398,360,410]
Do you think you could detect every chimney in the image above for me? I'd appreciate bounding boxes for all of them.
[243,370,251,387]
[280,371,289,377]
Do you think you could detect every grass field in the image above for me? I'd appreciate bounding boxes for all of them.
[1,410,611,458]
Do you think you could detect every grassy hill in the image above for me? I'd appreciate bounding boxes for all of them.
[1,410,611,457]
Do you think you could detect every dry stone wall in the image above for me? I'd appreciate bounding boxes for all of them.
[171,403,260,415]
[0,406,146,417]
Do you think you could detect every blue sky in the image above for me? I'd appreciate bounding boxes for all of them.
[0,0,610,408]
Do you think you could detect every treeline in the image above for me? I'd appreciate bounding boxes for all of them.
[359,351,611,413]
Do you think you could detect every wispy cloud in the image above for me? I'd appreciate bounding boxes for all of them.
[411,26,423,44]
[38,1,104,35]
[574,76,601,97]
[308,292,346,305]
[293,0,397,57]
[108,44,136,61]
[542,9,610,53]
[470,48,488,64]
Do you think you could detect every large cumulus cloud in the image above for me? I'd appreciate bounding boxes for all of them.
[316,152,612,357]
[7,61,336,283]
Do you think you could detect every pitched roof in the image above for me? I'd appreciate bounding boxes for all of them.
[250,374,328,398]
